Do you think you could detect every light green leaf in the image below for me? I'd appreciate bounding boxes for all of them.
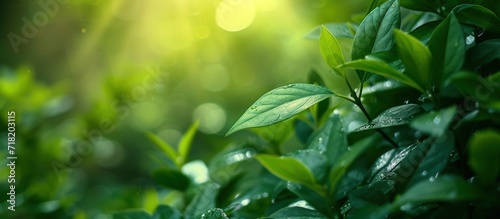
[428,14,465,86]
[178,120,199,165]
[454,4,500,33]
[410,106,457,137]
[396,175,487,204]
[226,84,334,135]
[352,0,400,82]
[353,104,422,132]
[468,130,500,185]
[305,23,356,40]
[320,26,346,75]
[340,59,424,92]
[146,132,179,167]
[394,29,432,90]
[256,154,322,193]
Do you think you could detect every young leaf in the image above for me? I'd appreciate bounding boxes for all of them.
[468,130,500,185]
[146,132,179,167]
[352,0,400,82]
[428,14,465,86]
[226,84,334,136]
[305,23,356,40]
[178,120,199,165]
[256,154,317,186]
[454,4,500,33]
[394,29,432,91]
[353,104,423,132]
[340,59,424,92]
[410,106,457,137]
[320,26,346,76]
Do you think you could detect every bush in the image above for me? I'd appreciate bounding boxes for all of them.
[116,0,500,218]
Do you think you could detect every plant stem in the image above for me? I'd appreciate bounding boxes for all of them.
[344,77,399,147]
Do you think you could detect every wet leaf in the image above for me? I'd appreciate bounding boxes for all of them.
[428,14,465,86]
[265,206,328,218]
[466,39,500,68]
[226,84,334,135]
[113,210,151,219]
[153,205,182,219]
[287,183,334,217]
[288,149,329,182]
[184,182,219,218]
[454,4,500,33]
[200,208,229,219]
[410,106,457,137]
[352,0,400,82]
[307,114,348,166]
[353,104,422,132]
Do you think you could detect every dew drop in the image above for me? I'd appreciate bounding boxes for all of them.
[466,35,475,45]
[433,116,441,124]
[250,105,257,110]
[404,100,410,104]
[421,171,428,176]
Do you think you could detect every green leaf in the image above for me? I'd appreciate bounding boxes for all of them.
[113,210,151,219]
[288,149,329,182]
[178,120,199,166]
[353,104,422,132]
[466,39,500,68]
[305,23,356,40]
[265,206,328,218]
[152,168,190,191]
[340,59,424,92]
[184,182,219,218]
[396,175,487,204]
[400,0,436,12]
[287,183,334,217]
[307,114,348,166]
[200,208,229,219]
[352,0,401,82]
[255,154,317,188]
[320,26,346,75]
[226,84,334,135]
[328,135,377,195]
[394,29,432,91]
[153,205,182,219]
[146,132,179,167]
[410,106,457,137]
[468,130,500,185]
[454,4,500,33]
[428,14,465,86]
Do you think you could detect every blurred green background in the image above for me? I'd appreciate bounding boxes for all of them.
[0,0,369,218]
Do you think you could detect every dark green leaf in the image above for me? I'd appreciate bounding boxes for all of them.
[200,208,229,219]
[328,136,377,195]
[406,132,455,187]
[320,26,346,75]
[454,4,500,33]
[409,20,441,44]
[340,59,424,92]
[265,206,328,219]
[184,182,219,218]
[153,205,182,219]
[468,130,500,185]
[400,0,436,12]
[226,84,334,135]
[113,210,151,219]
[152,168,190,191]
[353,104,422,132]
[178,120,199,165]
[428,14,465,86]
[305,23,356,40]
[410,106,457,137]
[396,175,487,204]
[208,146,256,185]
[287,183,334,217]
[307,114,348,166]
[352,0,401,82]
[466,39,500,68]
[288,149,328,182]
[394,29,432,91]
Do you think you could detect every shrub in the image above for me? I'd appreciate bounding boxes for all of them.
[116,0,500,218]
